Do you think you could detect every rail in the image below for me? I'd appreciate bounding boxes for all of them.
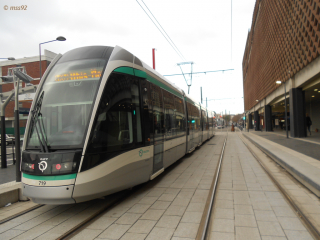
[196,133,228,240]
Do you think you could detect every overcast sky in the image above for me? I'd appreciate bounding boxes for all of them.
[1,0,256,114]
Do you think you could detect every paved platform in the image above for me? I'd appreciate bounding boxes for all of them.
[208,132,315,240]
[247,130,320,160]
[243,131,320,197]
[0,165,16,185]
[69,133,226,240]
[1,131,319,239]
[271,128,320,144]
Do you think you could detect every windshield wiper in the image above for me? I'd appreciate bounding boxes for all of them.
[30,91,49,152]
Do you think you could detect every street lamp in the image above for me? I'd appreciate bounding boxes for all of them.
[276,80,288,138]
[39,36,66,80]
[0,57,15,60]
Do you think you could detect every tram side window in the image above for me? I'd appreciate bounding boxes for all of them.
[187,102,194,132]
[163,90,175,137]
[202,110,208,130]
[174,96,185,136]
[150,83,164,139]
[88,72,142,153]
[192,105,200,131]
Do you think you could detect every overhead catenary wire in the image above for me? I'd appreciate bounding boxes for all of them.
[141,0,186,60]
[136,0,186,61]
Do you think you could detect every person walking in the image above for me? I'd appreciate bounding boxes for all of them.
[306,113,312,135]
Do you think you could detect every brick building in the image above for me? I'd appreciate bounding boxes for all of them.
[243,0,320,137]
[0,50,57,134]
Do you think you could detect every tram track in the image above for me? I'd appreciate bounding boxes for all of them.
[0,186,141,240]
[57,191,131,240]
[196,131,228,240]
[0,204,44,225]
[237,132,320,240]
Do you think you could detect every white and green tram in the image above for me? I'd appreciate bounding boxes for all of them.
[21,46,215,204]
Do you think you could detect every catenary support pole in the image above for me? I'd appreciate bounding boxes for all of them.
[1,92,15,168]
[152,48,155,70]
[13,75,21,182]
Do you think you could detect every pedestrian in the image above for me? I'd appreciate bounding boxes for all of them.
[306,113,312,135]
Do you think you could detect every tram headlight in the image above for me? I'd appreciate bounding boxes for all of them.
[23,163,35,172]
[52,162,77,172]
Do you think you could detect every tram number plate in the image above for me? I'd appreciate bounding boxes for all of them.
[39,181,46,186]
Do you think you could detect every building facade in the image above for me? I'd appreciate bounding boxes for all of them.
[0,50,57,134]
[243,0,320,137]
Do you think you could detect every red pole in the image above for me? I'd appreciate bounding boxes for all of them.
[152,48,155,70]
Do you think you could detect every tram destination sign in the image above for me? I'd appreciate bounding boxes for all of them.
[55,69,102,82]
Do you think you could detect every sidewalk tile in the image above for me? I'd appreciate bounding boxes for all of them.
[127,220,156,234]
[235,214,257,227]
[174,223,199,238]
[156,215,180,229]
[257,221,285,237]
[212,218,234,233]
[235,226,261,240]
[283,230,313,240]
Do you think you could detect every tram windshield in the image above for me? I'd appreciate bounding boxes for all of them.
[26,59,106,149]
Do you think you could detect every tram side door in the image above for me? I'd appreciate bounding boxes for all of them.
[150,84,164,174]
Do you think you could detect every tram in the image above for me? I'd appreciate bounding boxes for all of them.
[21,46,216,204]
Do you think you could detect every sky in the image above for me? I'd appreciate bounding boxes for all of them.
[0,0,256,114]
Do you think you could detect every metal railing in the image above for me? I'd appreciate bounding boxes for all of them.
[0,139,16,165]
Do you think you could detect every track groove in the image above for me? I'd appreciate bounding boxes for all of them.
[0,204,44,225]
[196,133,228,240]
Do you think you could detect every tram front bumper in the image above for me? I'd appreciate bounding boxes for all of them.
[23,184,76,205]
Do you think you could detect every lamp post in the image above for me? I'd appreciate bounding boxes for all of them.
[276,80,288,138]
[39,36,66,80]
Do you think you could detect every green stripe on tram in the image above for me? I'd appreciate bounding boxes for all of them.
[134,69,147,78]
[113,67,183,99]
[114,67,134,76]
[23,173,77,181]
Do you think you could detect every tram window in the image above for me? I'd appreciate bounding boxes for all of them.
[193,105,201,131]
[87,72,142,153]
[163,91,175,137]
[26,58,105,149]
[150,83,164,140]
[202,110,208,130]
[174,96,185,136]
[187,102,194,131]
